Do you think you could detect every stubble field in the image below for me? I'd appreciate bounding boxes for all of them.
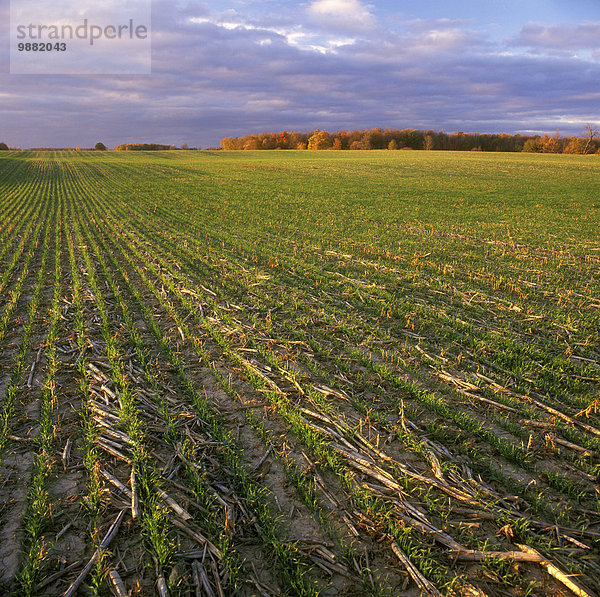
[0,149,598,596]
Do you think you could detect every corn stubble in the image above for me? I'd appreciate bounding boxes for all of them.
[0,149,598,596]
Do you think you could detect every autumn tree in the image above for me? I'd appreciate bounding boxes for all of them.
[243,137,260,150]
[308,129,332,150]
[539,131,561,153]
[279,131,290,149]
[218,128,582,154]
[220,137,235,150]
[258,132,279,149]
[289,131,308,149]
[564,137,588,154]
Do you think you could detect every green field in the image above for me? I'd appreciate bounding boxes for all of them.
[0,150,598,596]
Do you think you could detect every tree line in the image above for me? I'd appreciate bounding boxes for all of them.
[0,142,198,151]
[113,143,173,151]
[2,127,598,153]
[220,126,600,154]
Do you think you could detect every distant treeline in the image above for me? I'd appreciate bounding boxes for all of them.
[2,146,95,151]
[220,128,600,154]
[0,143,198,151]
[114,143,174,151]
[2,129,598,154]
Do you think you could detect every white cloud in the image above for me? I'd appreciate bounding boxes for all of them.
[189,15,354,53]
[307,0,376,33]
[415,28,470,52]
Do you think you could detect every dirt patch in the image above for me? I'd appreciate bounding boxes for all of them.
[0,448,35,585]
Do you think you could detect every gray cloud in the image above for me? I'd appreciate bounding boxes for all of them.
[0,1,599,148]
[515,22,600,51]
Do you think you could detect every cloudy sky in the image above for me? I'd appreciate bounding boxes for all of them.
[1,0,599,148]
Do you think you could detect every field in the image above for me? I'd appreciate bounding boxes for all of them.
[0,149,598,596]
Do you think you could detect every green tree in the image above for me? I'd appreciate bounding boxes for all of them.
[523,138,542,153]
[94,142,107,151]
[0,142,8,150]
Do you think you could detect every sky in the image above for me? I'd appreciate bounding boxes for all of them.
[1,0,599,148]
